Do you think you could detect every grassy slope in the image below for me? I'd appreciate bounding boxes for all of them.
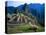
[7,23,44,34]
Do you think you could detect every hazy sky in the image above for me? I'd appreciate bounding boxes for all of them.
[7,0,32,7]
[7,0,43,7]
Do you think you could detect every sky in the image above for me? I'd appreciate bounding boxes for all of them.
[7,1,25,7]
[6,0,44,7]
[7,0,32,7]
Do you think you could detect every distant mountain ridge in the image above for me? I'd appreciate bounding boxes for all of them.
[6,4,44,14]
[6,6,15,14]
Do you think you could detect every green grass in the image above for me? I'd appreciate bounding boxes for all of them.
[7,23,45,34]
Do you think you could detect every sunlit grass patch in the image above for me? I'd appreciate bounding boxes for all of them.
[7,23,44,34]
